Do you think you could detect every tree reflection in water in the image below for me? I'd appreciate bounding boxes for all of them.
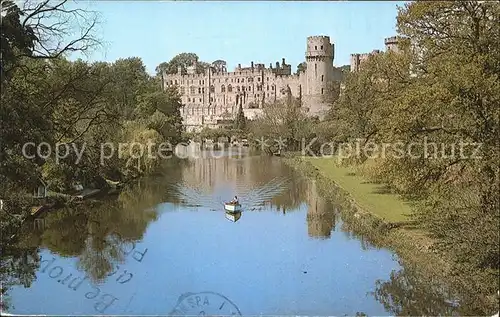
[10,165,183,289]
[373,262,461,316]
[0,245,40,312]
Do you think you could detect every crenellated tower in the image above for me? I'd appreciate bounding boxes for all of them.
[304,36,335,117]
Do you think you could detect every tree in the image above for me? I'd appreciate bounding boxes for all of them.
[324,2,499,313]
[0,0,101,84]
[233,104,247,131]
[0,0,102,307]
[296,62,307,75]
[212,60,227,73]
[156,53,209,75]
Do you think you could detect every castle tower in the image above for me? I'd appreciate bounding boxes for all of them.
[384,36,399,52]
[304,36,335,117]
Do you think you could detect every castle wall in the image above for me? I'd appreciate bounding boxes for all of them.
[350,36,400,72]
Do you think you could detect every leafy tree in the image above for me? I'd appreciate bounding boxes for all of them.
[296,62,307,75]
[233,104,247,131]
[325,2,499,313]
[212,60,227,72]
[156,53,210,75]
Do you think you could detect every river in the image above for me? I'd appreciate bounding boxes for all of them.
[3,151,459,315]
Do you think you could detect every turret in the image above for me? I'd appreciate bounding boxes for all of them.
[305,35,334,95]
[384,36,399,52]
[302,35,335,119]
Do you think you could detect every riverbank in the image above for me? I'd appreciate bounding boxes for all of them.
[284,155,498,315]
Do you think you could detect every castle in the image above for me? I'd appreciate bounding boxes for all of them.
[163,35,400,132]
[163,36,342,132]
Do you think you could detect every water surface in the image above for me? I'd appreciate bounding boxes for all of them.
[4,154,458,315]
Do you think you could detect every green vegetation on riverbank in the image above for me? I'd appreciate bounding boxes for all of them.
[285,155,497,315]
[303,157,411,223]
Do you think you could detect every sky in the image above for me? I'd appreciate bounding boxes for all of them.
[74,1,407,75]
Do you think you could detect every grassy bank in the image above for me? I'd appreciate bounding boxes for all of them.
[285,155,498,315]
[305,157,412,223]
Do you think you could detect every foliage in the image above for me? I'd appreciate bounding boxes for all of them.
[233,104,247,131]
[0,0,184,253]
[296,62,307,75]
[323,2,500,313]
[250,95,316,152]
[155,53,210,75]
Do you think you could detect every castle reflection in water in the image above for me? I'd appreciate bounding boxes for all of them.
[180,154,336,239]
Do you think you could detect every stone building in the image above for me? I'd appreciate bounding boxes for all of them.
[350,36,401,72]
[163,36,341,132]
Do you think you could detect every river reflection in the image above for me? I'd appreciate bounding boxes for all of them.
[2,153,462,315]
[225,211,242,223]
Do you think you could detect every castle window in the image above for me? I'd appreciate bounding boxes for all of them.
[202,87,205,93]
[210,97,214,102]
[241,78,244,83]
[272,85,275,91]
[249,85,251,91]
[221,85,226,93]
[258,77,261,82]
[237,86,240,92]
[202,80,205,85]
[267,77,269,81]
[237,78,240,83]
[198,88,202,94]
[228,85,232,92]
[225,78,228,83]
[242,86,245,91]
[180,87,185,94]
[199,98,202,102]
[321,88,324,95]
[190,86,195,94]
[188,97,191,102]
[321,45,323,50]
[315,46,317,50]
[267,85,269,91]
[199,80,201,85]
[321,75,324,82]
[231,78,233,83]
[315,63,317,77]
[210,85,215,93]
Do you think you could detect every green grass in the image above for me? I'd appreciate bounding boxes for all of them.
[303,157,412,223]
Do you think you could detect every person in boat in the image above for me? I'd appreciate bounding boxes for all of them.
[229,196,239,205]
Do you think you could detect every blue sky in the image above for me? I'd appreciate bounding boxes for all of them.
[77,1,406,74]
